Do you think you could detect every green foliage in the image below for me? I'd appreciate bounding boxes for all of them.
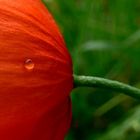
[43,0,140,139]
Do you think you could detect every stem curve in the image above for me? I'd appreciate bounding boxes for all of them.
[74,75,140,99]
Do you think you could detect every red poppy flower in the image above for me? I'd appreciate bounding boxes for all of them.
[0,0,73,140]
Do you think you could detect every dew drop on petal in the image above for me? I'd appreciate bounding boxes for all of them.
[24,59,34,71]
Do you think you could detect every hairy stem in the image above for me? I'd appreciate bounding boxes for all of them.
[74,75,140,99]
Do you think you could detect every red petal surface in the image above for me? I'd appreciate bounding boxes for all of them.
[0,0,73,140]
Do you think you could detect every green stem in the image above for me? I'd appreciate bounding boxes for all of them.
[74,75,140,99]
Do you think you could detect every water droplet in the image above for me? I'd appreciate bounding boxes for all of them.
[24,59,34,71]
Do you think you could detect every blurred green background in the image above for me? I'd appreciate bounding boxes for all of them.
[43,0,140,139]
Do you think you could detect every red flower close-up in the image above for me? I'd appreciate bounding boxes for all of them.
[0,0,73,139]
